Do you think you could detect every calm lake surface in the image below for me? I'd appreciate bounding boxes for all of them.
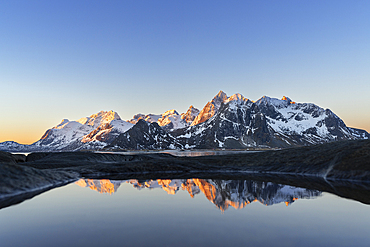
[99,149,262,157]
[1,177,370,247]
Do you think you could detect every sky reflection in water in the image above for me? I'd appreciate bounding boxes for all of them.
[0,178,370,247]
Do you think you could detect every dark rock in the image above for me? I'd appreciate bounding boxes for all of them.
[21,139,370,182]
[0,151,26,164]
[0,162,79,207]
[0,151,17,164]
[26,152,51,162]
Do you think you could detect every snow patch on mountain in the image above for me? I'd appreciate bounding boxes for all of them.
[266,104,329,136]
[157,110,185,129]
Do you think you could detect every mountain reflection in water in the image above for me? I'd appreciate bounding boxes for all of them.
[75,178,322,211]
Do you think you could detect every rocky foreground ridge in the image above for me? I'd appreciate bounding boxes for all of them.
[1,91,369,152]
[1,139,370,209]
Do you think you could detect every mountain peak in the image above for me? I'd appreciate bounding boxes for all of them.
[59,119,69,125]
[256,95,292,108]
[190,91,227,126]
[213,90,228,102]
[89,110,121,122]
[162,109,179,117]
[157,109,184,129]
[217,90,226,96]
[79,110,122,128]
[53,119,71,129]
[181,105,200,122]
[282,96,295,104]
[226,93,249,103]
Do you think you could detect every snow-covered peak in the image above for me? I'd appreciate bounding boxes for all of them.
[128,110,185,130]
[190,91,228,126]
[162,109,179,117]
[131,113,145,120]
[89,110,120,120]
[127,113,161,124]
[59,119,69,125]
[76,117,89,125]
[212,90,228,107]
[54,119,71,129]
[255,95,293,108]
[225,93,250,104]
[144,114,161,122]
[128,107,199,131]
[32,110,132,150]
[157,109,185,129]
[54,121,85,131]
[89,110,121,126]
[281,96,295,104]
[75,110,121,128]
[215,90,227,99]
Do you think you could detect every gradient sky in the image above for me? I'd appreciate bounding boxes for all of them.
[1,0,369,144]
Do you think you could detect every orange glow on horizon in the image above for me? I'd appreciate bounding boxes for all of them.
[0,125,49,145]
[0,135,42,145]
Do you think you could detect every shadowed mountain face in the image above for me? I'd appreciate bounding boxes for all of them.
[75,178,322,211]
[108,119,182,150]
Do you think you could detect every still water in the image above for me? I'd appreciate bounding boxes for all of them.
[1,178,369,247]
[99,149,261,157]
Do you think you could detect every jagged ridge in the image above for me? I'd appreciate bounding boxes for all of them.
[1,91,369,151]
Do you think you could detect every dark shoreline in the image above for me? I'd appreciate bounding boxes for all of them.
[1,139,370,209]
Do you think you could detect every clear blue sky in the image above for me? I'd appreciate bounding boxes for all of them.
[1,0,369,144]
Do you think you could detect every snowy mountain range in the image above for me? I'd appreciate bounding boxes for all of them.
[1,91,369,151]
[75,178,322,211]
[0,110,134,152]
[108,91,369,150]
